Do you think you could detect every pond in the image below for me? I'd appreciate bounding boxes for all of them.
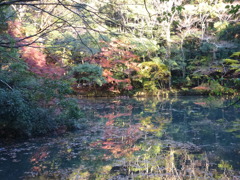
[0,96,240,180]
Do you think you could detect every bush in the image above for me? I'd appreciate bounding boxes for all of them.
[0,88,57,137]
[0,57,82,138]
[0,87,83,138]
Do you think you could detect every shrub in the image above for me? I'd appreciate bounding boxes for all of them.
[0,88,57,137]
[0,52,82,138]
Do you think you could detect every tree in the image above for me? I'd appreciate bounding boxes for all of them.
[70,63,106,87]
[84,39,140,93]
[137,61,170,92]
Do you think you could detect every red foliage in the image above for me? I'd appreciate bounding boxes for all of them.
[192,86,211,90]
[7,21,65,79]
[7,20,22,37]
[84,40,140,92]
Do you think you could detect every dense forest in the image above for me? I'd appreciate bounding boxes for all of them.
[0,0,239,138]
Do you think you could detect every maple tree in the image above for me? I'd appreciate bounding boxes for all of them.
[7,20,65,79]
[83,39,140,93]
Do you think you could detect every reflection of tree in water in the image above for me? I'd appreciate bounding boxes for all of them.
[5,97,239,179]
[83,97,240,179]
[121,142,237,180]
[90,97,173,159]
[90,104,143,158]
[69,98,175,179]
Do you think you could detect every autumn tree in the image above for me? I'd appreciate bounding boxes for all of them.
[83,39,140,93]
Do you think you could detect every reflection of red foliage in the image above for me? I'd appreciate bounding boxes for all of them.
[98,112,131,125]
[106,119,114,126]
[7,21,65,79]
[100,123,142,158]
[30,146,49,174]
[31,147,49,163]
[194,102,206,105]
[84,40,140,92]
[91,110,143,158]
[32,166,41,172]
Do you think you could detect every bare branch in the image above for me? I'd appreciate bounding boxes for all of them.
[0,79,13,90]
[144,0,152,19]
[31,4,95,54]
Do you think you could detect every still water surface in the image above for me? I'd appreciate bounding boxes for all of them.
[0,96,240,179]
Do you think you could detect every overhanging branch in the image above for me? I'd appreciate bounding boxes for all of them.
[0,0,38,6]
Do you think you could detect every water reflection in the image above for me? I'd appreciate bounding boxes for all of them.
[0,96,240,179]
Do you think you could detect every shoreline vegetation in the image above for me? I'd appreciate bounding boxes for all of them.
[1,90,239,140]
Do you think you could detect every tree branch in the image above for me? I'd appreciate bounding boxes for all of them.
[0,0,38,6]
[144,0,152,19]
[31,4,95,54]
[0,79,13,90]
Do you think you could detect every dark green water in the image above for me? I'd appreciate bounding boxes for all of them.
[0,96,240,180]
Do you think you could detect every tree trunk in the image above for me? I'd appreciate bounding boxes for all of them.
[169,75,172,89]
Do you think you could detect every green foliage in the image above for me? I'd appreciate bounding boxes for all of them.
[200,42,215,54]
[219,23,240,43]
[0,6,15,33]
[208,80,231,95]
[0,43,83,137]
[183,36,202,60]
[214,21,229,32]
[226,4,240,15]
[137,61,170,92]
[0,85,82,137]
[224,52,240,73]
[129,37,159,58]
[0,88,55,137]
[58,98,84,129]
[70,63,106,86]
[224,59,239,64]
[218,160,233,170]
[230,52,240,59]
[45,32,109,65]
